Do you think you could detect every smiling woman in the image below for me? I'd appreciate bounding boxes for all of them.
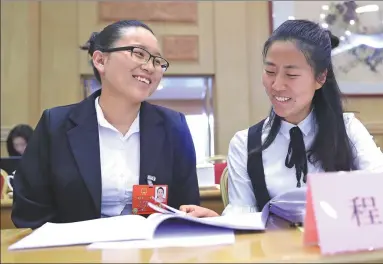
[11,20,200,229]
[79,20,169,111]
[179,19,383,218]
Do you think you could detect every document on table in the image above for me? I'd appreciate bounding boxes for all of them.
[9,204,265,251]
[8,215,150,250]
[88,220,235,249]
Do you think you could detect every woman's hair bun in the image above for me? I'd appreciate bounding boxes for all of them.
[79,32,99,56]
[327,30,340,50]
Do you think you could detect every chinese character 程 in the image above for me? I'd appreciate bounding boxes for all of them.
[351,196,383,227]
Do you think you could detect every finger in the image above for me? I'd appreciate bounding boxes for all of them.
[179,205,192,212]
[186,211,201,217]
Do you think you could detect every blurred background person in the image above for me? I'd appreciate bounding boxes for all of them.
[6,124,34,157]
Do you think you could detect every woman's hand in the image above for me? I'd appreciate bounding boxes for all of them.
[179,205,220,218]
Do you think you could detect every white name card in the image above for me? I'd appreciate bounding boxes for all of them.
[196,163,215,187]
[304,171,383,255]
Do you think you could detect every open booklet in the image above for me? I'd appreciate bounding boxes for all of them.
[267,186,307,225]
[8,202,268,251]
[9,188,307,251]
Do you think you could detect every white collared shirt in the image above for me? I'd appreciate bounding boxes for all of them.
[223,112,383,215]
[95,97,140,217]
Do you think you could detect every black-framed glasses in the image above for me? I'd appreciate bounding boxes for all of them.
[100,46,170,72]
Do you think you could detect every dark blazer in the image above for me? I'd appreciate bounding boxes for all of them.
[12,90,200,229]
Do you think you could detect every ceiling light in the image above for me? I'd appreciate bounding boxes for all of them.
[340,36,345,41]
[355,5,379,13]
[288,16,295,20]
[322,5,329,10]
[345,30,351,36]
[349,20,355,25]
[320,13,326,19]
[321,23,329,29]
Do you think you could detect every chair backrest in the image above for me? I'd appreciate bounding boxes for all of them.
[202,155,227,184]
[219,167,229,207]
[204,155,227,164]
[214,162,227,184]
[1,169,8,199]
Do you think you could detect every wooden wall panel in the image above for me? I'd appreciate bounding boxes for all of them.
[1,1,40,157]
[162,36,199,61]
[1,2,40,127]
[344,97,383,124]
[344,97,383,149]
[77,1,214,75]
[98,1,198,23]
[213,1,271,154]
[245,1,272,125]
[39,2,81,111]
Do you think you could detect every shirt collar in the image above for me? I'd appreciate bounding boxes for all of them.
[280,110,315,140]
[95,96,140,136]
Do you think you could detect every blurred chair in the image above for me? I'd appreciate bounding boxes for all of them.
[205,155,226,163]
[219,167,229,207]
[1,169,8,199]
[204,155,227,184]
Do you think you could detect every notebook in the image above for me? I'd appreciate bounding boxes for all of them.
[9,202,268,251]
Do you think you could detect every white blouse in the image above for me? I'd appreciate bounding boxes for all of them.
[223,112,383,215]
[95,97,141,217]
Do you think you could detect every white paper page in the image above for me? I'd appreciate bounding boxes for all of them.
[88,217,235,249]
[267,187,307,224]
[146,210,266,231]
[147,202,186,216]
[9,215,150,250]
[88,231,234,249]
[193,212,266,230]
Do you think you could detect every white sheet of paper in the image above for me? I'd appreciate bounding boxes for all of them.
[145,210,267,231]
[198,212,267,230]
[8,215,149,251]
[88,218,235,249]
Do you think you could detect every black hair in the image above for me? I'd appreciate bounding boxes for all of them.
[6,124,34,156]
[157,187,164,193]
[254,19,356,172]
[80,20,154,83]
[329,31,340,50]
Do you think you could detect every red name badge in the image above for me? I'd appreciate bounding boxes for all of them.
[132,185,168,215]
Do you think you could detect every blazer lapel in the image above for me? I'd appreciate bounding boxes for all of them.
[139,102,165,185]
[67,91,102,215]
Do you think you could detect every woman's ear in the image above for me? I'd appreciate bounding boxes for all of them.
[92,50,105,74]
[316,69,328,90]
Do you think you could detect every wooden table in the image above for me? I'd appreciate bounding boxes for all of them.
[1,187,223,230]
[2,228,383,263]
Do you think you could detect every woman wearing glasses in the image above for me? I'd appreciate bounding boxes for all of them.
[12,20,200,229]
